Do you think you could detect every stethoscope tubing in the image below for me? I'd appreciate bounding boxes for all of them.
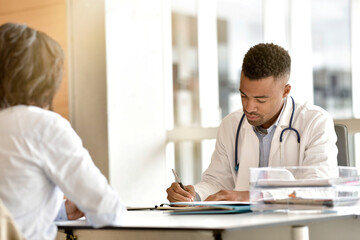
[234,96,300,172]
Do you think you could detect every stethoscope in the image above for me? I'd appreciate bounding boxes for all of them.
[234,96,300,172]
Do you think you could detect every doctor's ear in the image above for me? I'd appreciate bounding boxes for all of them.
[282,84,291,98]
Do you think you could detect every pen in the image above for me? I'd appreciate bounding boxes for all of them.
[172,168,186,190]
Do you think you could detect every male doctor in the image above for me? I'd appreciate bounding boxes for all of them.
[166,43,338,202]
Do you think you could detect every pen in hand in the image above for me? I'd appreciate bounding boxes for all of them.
[172,168,185,190]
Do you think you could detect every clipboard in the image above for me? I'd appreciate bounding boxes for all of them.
[165,202,251,215]
[127,201,251,214]
[126,205,200,211]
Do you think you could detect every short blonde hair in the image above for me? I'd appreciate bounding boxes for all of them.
[0,23,64,109]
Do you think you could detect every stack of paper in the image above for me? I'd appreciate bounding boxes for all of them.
[249,166,360,212]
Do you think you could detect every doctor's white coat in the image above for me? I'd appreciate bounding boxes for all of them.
[195,97,338,200]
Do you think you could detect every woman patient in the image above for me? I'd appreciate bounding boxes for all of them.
[0,23,126,240]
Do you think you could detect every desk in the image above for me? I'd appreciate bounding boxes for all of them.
[57,208,360,240]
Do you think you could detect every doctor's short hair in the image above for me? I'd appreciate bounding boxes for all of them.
[0,23,64,109]
[241,43,291,80]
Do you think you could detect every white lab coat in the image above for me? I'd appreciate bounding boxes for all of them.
[195,97,338,200]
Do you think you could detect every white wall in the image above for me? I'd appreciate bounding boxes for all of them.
[105,0,169,205]
[68,0,169,205]
[67,0,109,177]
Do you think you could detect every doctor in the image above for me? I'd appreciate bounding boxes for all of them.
[166,43,338,202]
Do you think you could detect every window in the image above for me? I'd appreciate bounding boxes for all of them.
[170,0,201,183]
[167,0,360,184]
[311,0,352,119]
[311,0,360,166]
[217,0,263,118]
[169,0,264,183]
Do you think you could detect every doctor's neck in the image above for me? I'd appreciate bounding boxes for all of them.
[260,101,285,129]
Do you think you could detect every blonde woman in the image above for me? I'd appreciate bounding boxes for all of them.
[0,23,126,240]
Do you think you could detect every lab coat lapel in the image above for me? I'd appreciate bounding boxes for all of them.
[269,97,292,166]
[235,118,259,190]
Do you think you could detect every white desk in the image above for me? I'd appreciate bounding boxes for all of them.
[56,208,360,240]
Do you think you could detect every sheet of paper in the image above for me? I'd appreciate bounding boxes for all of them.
[167,202,252,214]
[255,178,332,187]
[170,201,250,206]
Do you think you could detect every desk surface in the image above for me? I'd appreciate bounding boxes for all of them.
[57,207,360,232]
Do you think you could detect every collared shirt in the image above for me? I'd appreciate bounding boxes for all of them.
[253,99,287,167]
[0,105,127,240]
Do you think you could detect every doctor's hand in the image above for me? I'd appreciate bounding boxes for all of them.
[166,182,195,202]
[65,199,85,220]
[205,190,249,202]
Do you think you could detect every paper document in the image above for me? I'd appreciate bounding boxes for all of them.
[166,201,251,215]
[256,178,333,187]
[171,201,250,206]
[127,201,251,213]
[256,176,360,187]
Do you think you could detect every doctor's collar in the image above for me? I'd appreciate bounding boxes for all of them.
[252,97,287,135]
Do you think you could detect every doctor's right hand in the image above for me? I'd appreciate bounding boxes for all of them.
[166,182,195,202]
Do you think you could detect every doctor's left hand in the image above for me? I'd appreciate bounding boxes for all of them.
[204,190,249,202]
[65,199,85,220]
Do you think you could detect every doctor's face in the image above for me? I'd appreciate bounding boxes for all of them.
[239,73,291,129]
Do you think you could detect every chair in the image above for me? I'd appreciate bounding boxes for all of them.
[334,124,350,167]
[0,199,25,240]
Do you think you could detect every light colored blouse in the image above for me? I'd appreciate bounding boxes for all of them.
[0,105,126,240]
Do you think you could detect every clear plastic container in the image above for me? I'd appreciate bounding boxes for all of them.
[249,166,360,212]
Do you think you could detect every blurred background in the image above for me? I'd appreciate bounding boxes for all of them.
[169,0,359,186]
[1,0,360,205]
